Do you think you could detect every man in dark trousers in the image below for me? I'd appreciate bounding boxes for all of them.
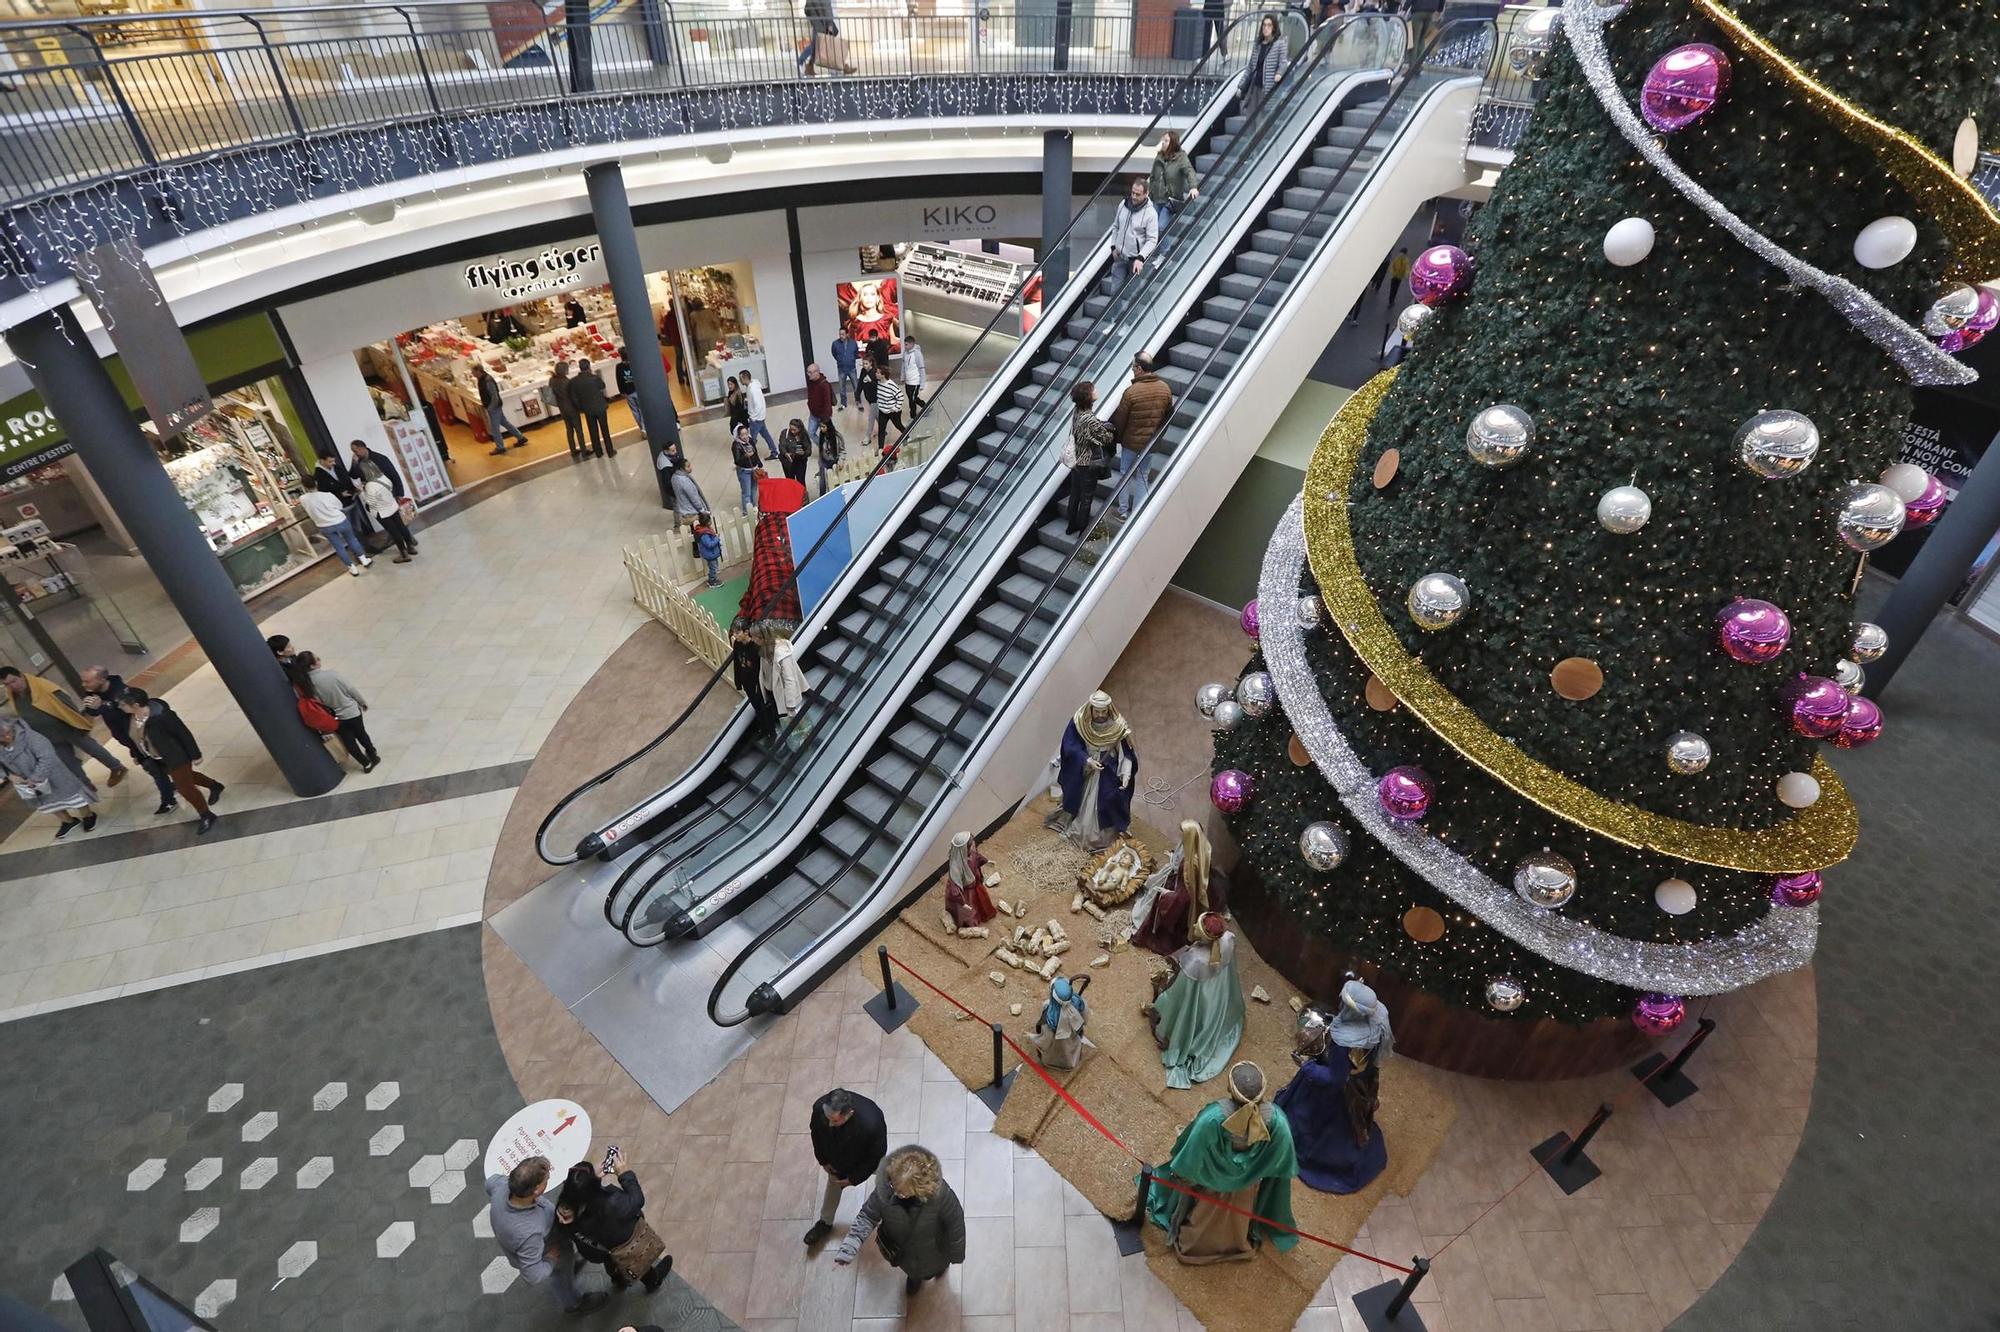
[312,449,374,540]
[348,440,416,554]
[1109,350,1174,520]
[78,665,177,814]
[572,358,616,458]
[549,360,585,459]
[118,687,225,834]
[802,1087,887,1248]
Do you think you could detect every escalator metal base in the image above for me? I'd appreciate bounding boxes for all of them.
[861,981,919,1033]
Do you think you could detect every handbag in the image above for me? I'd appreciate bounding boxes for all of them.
[607,1216,668,1284]
[296,691,340,735]
[814,31,852,71]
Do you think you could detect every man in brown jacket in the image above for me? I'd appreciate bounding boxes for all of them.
[1109,351,1174,519]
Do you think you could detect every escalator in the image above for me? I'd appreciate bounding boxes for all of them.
[538,14,1494,1028]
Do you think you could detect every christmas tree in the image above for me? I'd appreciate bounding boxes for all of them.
[1213,0,2000,1028]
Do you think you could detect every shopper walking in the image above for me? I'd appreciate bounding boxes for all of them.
[669,457,711,533]
[299,477,373,573]
[691,513,724,587]
[294,650,380,772]
[726,374,750,437]
[1109,351,1174,519]
[805,362,836,439]
[732,626,779,738]
[361,474,418,563]
[0,665,127,789]
[815,419,845,496]
[553,1149,675,1294]
[801,1087,887,1248]
[1149,129,1201,232]
[616,346,646,442]
[476,366,528,453]
[1109,178,1160,291]
[900,335,927,414]
[574,358,616,458]
[78,666,178,814]
[485,1156,608,1317]
[744,372,777,458]
[831,1145,966,1296]
[731,424,764,515]
[118,688,224,833]
[549,360,586,459]
[778,418,813,487]
[0,716,97,839]
[1062,381,1116,536]
[1242,13,1286,120]
[829,327,860,409]
[872,375,907,460]
[1377,245,1411,299]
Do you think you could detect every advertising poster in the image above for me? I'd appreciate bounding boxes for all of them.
[1872,391,2000,603]
[836,277,902,353]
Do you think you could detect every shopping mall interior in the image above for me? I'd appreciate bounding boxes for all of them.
[1,2,1996,1330]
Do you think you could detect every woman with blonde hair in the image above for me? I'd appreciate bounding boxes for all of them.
[831,1144,966,1294]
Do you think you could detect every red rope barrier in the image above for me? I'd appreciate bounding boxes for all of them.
[885,949,1413,1275]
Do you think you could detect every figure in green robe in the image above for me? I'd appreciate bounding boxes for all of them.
[1148,910,1245,1089]
[1143,1061,1299,1264]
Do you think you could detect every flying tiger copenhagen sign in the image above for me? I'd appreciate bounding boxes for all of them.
[461,242,605,303]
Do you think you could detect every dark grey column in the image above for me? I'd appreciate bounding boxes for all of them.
[1865,432,2000,697]
[564,0,595,93]
[584,159,680,507]
[6,305,341,797]
[1041,129,1073,305]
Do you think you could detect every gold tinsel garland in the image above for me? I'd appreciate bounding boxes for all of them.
[1303,371,1859,874]
[1692,0,2000,286]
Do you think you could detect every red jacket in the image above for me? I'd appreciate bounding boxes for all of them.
[806,375,835,419]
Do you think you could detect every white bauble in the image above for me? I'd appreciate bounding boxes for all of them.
[1654,878,1698,915]
[1853,216,1917,269]
[1603,217,1656,267]
[1880,462,1930,503]
[1776,771,1822,809]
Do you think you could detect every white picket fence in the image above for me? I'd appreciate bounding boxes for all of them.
[624,536,731,669]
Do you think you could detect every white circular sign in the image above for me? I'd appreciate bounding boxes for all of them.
[484,1099,594,1187]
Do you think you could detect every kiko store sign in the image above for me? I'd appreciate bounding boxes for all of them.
[463,242,606,304]
[916,201,1007,240]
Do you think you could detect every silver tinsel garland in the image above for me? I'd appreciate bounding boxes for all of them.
[1259,500,1818,995]
[1561,0,1975,388]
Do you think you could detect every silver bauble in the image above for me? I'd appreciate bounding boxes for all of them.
[1848,621,1889,664]
[1298,821,1349,871]
[1297,596,1323,629]
[1395,302,1434,342]
[1211,700,1245,730]
[1834,481,1908,552]
[1735,409,1821,479]
[1485,976,1528,1012]
[1665,730,1712,775]
[1195,682,1233,720]
[1596,485,1652,534]
[1465,403,1535,469]
[1512,851,1578,909]
[1832,658,1865,695]
[1923,285,1982,337]
[1237,671,1277,719]
[1407,572,1469,631]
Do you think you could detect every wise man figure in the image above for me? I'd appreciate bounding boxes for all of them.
[1042,690,1138,851]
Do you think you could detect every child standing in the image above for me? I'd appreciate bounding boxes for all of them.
[691,513,723,587]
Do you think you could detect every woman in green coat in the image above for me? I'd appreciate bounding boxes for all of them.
[1147,128,1200,232]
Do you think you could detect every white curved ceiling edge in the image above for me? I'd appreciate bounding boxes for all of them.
[0,115,1154,398]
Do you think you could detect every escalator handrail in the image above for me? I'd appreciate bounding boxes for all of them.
[701,21,1480,1023]
[607,15,1408,942]
[535,9,1280,869]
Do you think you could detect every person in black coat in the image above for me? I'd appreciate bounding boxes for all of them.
[78,665,177,813]
[802,1087,888,1247]
[553,1151,673,1293]
[564,295,588,328]
[571,358,616,459]
[312,451,374,537]
[731,626,778,737]
[118,688,225,833]
[347,441,416,554]
[549,362,585,460]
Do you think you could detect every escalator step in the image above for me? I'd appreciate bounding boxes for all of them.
[841,781,921,839]
[1217,272,1286,303]
[953,628,1034,685]
[866,748,947,807]
[1311,146,1380,173]
[1265,208,1336,235]
[1016,543,1085,588]
[1182,318,1258,350]
[1165,341,1224,373]
[820,816,895,875]
[970,430,1013,457]
[996,572,1066,620]
[797,845,848,889]
[1298,159,1375,190]
[975,599,1048,647]
[1236,252,1306,281]
[1282,185,1352,214]
[912,689,987,734]
[886,717,952,767]
[934,657,1017,711]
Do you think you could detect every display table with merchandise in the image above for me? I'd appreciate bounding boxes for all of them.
[399,320,627,436]
[158,405,327,599]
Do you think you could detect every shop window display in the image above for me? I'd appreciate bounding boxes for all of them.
[154,387,325,598]
[673,264,767,406]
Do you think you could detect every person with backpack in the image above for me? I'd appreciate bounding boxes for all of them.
[815,419,845,496]
[731,424,764,515]
[691,513,724,587]
[778,418,813,487]
[292,650,379,772]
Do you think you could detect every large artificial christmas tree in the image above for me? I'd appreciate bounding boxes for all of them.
[1214,0,2000,1038]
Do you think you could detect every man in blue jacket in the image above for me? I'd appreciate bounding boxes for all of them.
[829,325,861,410]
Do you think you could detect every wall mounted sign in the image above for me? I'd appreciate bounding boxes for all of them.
[917,201,1004,240]
[462,241,605,303]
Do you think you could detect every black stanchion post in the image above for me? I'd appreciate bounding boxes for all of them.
[861,944,918,1034]
[1631,1017,1717,1107]
[1532,1103,1611,1195]
[1353,1254,1433,1329]
[974,1020,1017,1114]
[1111,1163,1152,1256]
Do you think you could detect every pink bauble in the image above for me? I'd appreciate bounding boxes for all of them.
[1210,769,1254,813]
[1409,245,1474,307]
[1903,474,1948,528]
[1240,599,1261,640]
[1786,676,1849,739]
[1376,765,1434,822]
[1641,44,1730,132]
[1833,695,1883,748]
[1937,288,1999,353]
[1716,598,1791,664]
[1632,992,1687,1036]
[1769,870,1823,906]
